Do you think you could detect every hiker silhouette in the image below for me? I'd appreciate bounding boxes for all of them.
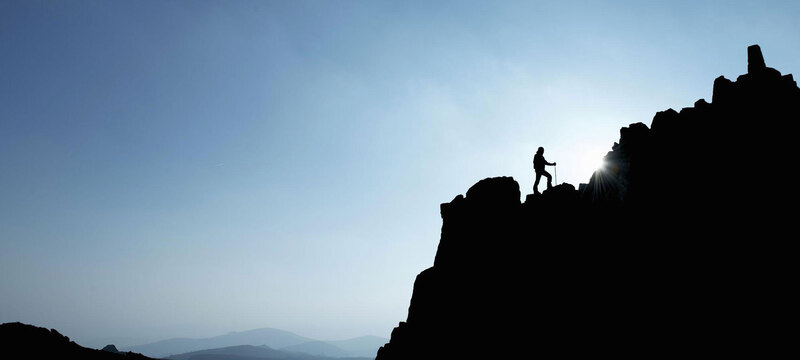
[533,147,556,194]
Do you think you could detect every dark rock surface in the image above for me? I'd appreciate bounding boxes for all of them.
[0,322,153,360]
[376,45,798,359]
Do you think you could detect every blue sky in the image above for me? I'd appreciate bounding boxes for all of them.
[2,0,799,347]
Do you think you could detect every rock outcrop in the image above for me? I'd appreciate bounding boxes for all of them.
[102,344,122,354]
[0,322,154,360]
[376,45,798,359]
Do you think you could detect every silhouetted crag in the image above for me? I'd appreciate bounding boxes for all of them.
[102,344,122,354]
[0,322,154,360]
[376,45,798,359]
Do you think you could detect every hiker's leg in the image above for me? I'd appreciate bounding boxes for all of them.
[542,170,552,189]
[534,173,542,193]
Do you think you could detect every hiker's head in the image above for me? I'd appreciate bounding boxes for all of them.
[537,147,544,155]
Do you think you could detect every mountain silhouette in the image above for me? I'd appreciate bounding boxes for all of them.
[0,322,154,360]
[123,327,314,358]
[123,327,387,359]
[165,344,372,360]
[376,45,798,359]
[0,322,377,360]
[102,344,123,354]
[323,336,389,358]
[280,341,353,358]
[165,345,290,360]
[279,336,390,358]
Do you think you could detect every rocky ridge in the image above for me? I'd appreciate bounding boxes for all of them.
[376,45,798,359]
[0,322,153,360]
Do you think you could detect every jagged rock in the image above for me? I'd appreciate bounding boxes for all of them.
[712,75,734,103]
[748,44,766,73]
[650,108,679,132]
[377,45,798,359]
[464,176,520,205]
[102,345,121,353]
[525,183,578,210]
[739,45,783,84]
[694,98,709,108]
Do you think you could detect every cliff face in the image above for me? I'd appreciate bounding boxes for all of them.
[376,45,799,359]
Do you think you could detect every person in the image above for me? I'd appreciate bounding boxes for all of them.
[533,147,556,194]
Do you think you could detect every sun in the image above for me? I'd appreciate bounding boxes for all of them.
[576,147,609,177]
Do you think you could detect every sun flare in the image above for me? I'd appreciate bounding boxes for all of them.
[577,148,609,177]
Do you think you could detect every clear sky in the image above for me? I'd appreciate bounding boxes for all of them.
[2,0,799,347]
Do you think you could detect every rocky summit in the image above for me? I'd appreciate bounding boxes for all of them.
[376,45,798,359]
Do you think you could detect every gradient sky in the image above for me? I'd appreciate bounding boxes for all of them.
[2,0,799,348]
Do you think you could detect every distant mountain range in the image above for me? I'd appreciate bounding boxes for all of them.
[284,337,387,358]
[1,322,384,360]
[165,345,371,360]
[122,327,387,358]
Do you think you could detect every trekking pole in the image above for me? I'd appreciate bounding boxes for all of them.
[554,164,558,186]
